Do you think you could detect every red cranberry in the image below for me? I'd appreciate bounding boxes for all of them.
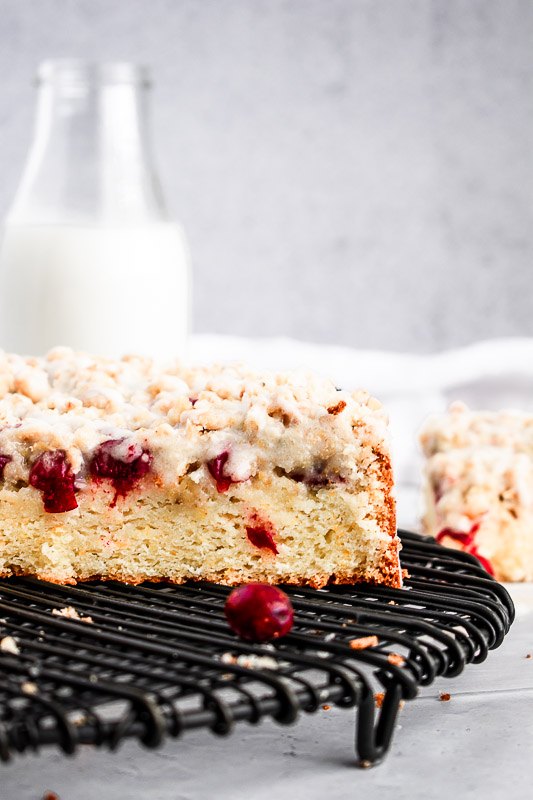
[225,584,294,643]
[246,523,278,555]
[436,524,479,548]
[437,525,493,575]
[287,462,343,488]
[207,451,233,493]
[90,439,152,506]
[0,454,12,479]
[29,450,78,513]
[470,547,495,576]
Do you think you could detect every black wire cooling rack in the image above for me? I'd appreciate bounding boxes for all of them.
[0,529,514,767]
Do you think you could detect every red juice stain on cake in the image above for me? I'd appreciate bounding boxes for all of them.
[224,583,294,642]
[90,439,153,507]
[207,451,233,493]
[436,523,493,575]
[0,454,12,479]
[29,450,78,513]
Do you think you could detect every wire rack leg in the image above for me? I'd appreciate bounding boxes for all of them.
[355,684,403,766]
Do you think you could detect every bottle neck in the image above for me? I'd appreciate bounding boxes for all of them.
[9,63,166,225]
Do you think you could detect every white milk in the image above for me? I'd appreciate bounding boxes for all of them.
[0,223,190,359]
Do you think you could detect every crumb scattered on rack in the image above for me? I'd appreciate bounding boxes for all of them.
[52,606,93,624]
[21,681,38,695]
[359,759,373,769]
[70,711,88,726]
[220,652,278,670]
[0,636,20,654]
[375,692,385,708]
[387,653,405,667]
[349,635,379,650]
[388,600,397,605]
[439,692,451,702]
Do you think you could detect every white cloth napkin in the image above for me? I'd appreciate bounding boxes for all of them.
[189,335,533,528]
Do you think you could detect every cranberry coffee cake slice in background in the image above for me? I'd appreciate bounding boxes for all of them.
[0,348,401,588]
[420,402,533,581]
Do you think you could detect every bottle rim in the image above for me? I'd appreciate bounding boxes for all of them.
[36,60,151,87]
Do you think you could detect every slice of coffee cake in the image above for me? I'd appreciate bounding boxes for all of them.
[420,402,533,581]
[0,348,401,588]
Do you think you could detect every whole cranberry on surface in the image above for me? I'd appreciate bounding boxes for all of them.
[224,583,294,643]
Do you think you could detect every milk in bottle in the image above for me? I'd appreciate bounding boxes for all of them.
[0,61,190,359]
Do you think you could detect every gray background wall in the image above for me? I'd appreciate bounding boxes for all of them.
[0,0,532,352]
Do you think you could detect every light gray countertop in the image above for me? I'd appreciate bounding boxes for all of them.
[2,585,532,800]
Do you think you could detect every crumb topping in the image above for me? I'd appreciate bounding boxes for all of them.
[420,402,533,457]
[0,348,390,506]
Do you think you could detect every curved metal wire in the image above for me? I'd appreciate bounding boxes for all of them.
[0,530,513,766]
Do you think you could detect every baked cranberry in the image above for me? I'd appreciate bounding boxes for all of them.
[29,450,78,513]
[90,439,152,506]
[287,461,343,488]
[436,524,479,548]
[470,547,495,576]
[207,451,232,493]
[0,454,12,479]
[225,584,294,643]
[246,523,278,555]
[289,468,330,487]
[437,525,493,575]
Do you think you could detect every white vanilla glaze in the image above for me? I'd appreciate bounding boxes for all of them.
[0,348,390,491]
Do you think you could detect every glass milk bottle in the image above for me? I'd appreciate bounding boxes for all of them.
[0,60,190,358]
